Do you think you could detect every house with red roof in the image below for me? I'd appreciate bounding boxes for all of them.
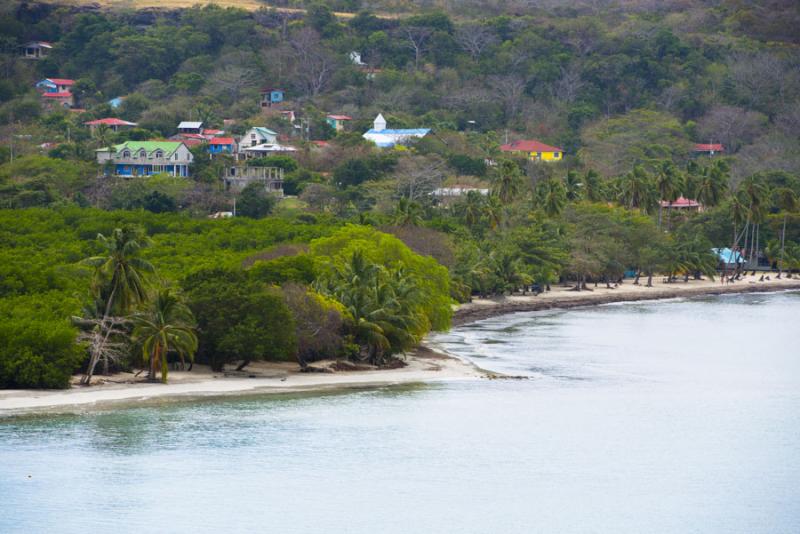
[659,196,703,213]
[208,137,236,155]
[36,78,76,109]
[84,118,138,133]
[326,114,352,132]
[500,139,563,162]
[694,143,724,156]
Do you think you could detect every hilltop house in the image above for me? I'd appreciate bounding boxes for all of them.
[21,41,52,59]
[96,141,193,177]
[326,114,352,132]
[239,127,279,151]
[500,140,563,162]
[36,78,75,109]
[260,88,285,108]
[694,143,724,156]
[363,114,429,148]
[85,118,137,133]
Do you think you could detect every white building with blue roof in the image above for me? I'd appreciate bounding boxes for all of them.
[362,114,429,148]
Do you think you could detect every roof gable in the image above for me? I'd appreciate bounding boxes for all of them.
[500,139,563,153]
[112,141,185,157]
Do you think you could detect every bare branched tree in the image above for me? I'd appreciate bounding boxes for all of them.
[455,24,498,61]
[290,28,336,98]
[208,65,259,103]
[697,105,768,153]
[393,154,447,202]
[489,74,527,123]
[403,26,434,70]
[74,315,131,385]
[550,63,585,104]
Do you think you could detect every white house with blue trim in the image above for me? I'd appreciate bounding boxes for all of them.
[362,114,429,148]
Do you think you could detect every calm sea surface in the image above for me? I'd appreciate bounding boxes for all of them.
[2,292,799,533]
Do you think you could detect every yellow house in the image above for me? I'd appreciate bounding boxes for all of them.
[500,139,563,162]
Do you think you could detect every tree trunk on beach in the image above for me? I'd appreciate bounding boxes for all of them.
[236,359,251,372]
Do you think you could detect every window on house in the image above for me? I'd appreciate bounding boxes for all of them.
[154,150,163,158]
[138,150,146,159]
[554,152,560,158]
[122,150,131,158]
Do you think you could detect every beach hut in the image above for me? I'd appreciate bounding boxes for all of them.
[712,248,744,270]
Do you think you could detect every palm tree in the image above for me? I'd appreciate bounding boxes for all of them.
[393,197,423,227]
[460,190,485,229]
[92,124,114,150]
[490,159,523,203]
[564,170,583,202]
[774,187,798,277]
[695,160,729,209]
[618,165,656,213]
[739,175,770,265]
[483,194,504,230]
[81,226,155,384]
[654,161,683,230]
[583,169,605,202]
[541,179,567,217]
[132,289,198,383]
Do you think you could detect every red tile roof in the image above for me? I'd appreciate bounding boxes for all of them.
[694,143,724,152]
[42,91,72,98]
[84,118,137,126]
[327,114,352,120]
[500,139,563,153]
[659,196,702,208]
[209,137,235,145]
[203,129,224,136]
[47,78,75,86]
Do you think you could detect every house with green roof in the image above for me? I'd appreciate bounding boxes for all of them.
[96,141,194,177]
[238,127,278,152]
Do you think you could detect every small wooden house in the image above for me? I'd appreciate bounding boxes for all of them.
[21,41,52,59]
[326,114,352,132]
[260,88,285,108]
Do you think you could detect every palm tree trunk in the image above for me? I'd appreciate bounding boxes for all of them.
[646,272,653,287]
[779,214,787,278]
[235,359,251,372]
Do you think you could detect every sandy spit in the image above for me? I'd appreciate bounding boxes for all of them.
[453,274,800,325]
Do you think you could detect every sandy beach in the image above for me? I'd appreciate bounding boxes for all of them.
[2,273,798,416]
[454,274,800,325]
[0,347,483,416]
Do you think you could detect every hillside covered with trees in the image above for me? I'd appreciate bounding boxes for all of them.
[0,0,799,388]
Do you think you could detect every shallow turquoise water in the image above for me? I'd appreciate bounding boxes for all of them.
[2,292,799,533]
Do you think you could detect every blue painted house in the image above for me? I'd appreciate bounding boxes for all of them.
[208,137,236,155]
[260,88,285,108]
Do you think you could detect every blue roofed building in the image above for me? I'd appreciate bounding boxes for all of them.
[362,114,430,148]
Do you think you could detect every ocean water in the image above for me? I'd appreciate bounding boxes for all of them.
[1,292,799,533]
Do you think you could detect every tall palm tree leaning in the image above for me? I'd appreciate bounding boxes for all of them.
[81,226,155,384]
[133,289,198,383]
[774,188,798,277]
[654,161,683,230]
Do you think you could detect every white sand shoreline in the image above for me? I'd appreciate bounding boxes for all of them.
[0,349,484,417]
[2,275,797,417]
